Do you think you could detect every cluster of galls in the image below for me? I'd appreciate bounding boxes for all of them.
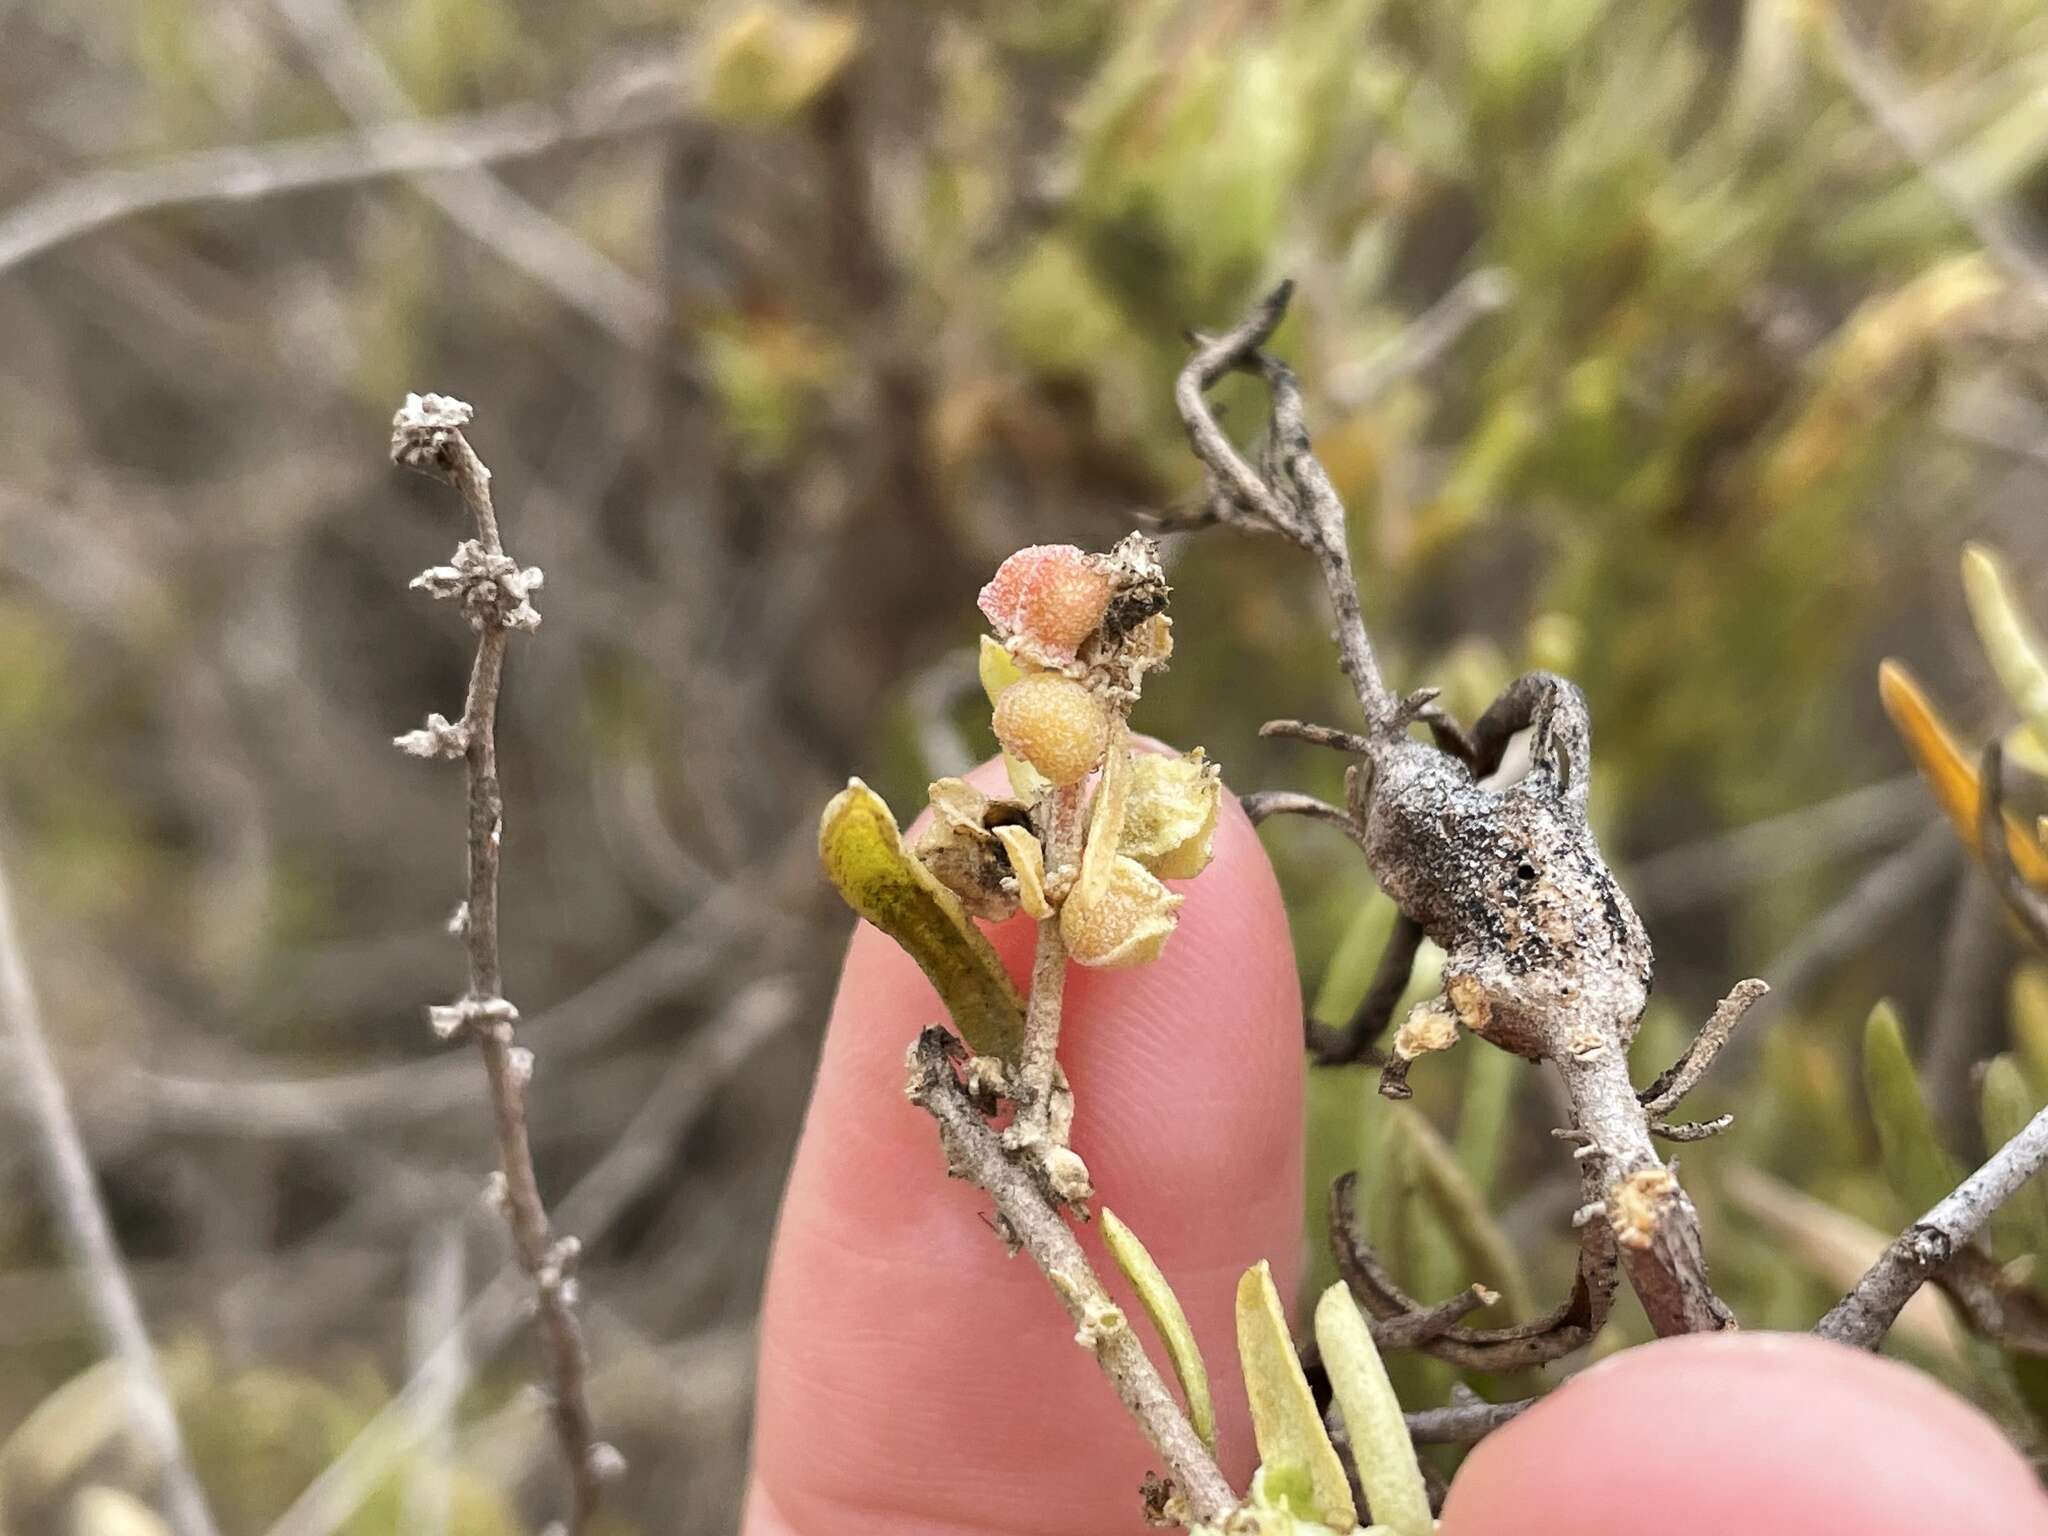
[928,534,1217,968]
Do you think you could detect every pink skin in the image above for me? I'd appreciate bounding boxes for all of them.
[749,752,2048,1535]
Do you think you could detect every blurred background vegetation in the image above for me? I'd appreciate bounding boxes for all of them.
[4,0,2048,1529]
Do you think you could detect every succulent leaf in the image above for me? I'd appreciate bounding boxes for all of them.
[1100,1208,1215,1451]
[818,779,1026,1062]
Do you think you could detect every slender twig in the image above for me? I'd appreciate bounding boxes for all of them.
[266,0,662,346]
[0,56,684,279]
[266,980,795,1536]
[906,1029,1237,1524]
[0,841,222,1536]
[1401,1395,1533,1446]
[388,394,603,1532]
[1326,267,1516,409]
[1817,1103,2048,1348]
[1181,287,1733,1337]
[1640,979,1770,1117]
[400,1222,466,1536]
[1175,280,1396,729]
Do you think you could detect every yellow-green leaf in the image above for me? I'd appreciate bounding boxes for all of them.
[1863,1000,1963,1216]
[1313,1284,1432,1536]
[1963,544,2048,748]
[1101,1208,1215,1450]
[819,779,1025,1061]
[1235,1261,1356,1530]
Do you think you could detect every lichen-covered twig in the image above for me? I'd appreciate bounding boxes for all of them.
[1179,285,1746,1338]
[0,843,222,1536]
[905,1028,1237,1525]
[1817,1102,2048,1349]
[388,393,606,1533]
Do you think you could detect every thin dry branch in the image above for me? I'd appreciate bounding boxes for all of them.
[388,394,603,1533]
[0,56,683,278]
[0,841,222,1536]
[267,0,662,346]
[905,1028,1236,1525]
[267,980,796,1536]
[1817,1102,2048,1349]
[1175,280,1396,729]
[1330,1173,1604,1371]
[1181,285,1737,1338]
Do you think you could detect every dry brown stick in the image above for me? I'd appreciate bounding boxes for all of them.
[906,1029,1237,1524]
[0,841,223,1536]
[1817,1102,2048,1348]
[388,394,605,1533]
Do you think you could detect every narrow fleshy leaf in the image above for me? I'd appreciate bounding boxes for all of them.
[1980,1055,2048,1290]
[819,779,1025,1062]
[1101,1208,1215,1451]
[1878,659,2048,888]
[1314,1284,1433,1536]
[1863,1000,1963,1216]
[1963,544,2048,746]
[1235,1261,1356,1530]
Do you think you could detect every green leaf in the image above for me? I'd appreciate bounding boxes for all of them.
[1963,544,2048,747]
[1863,1001,1963,1217]
[818,779,1025,1062]
[1235,1261,1356,1530]
[1101,1208,1215,1450]
[1313,1284,1433,1536]
[1980,1055,2048,1291]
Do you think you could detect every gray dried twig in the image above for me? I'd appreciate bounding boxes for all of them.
[0,840,222,1536]
[1178,283,1755,1338]
[0,55,683,279]
[1817,1103,2048,1349]
[387,393,606,1533]
[904,1028,1237,1526]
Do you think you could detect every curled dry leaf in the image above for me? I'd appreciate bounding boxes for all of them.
[914,777,1032,922]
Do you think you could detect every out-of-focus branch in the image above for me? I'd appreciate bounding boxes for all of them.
[0,56,684,278]
[266,979,796,1536]
[387,393,604,1533]
[266,0,664,346]
[0,842,222,1536]
[1817,1103,2048,1349]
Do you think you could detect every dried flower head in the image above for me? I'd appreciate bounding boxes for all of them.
[992,674,1112,786]
[978,544,1114,658]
